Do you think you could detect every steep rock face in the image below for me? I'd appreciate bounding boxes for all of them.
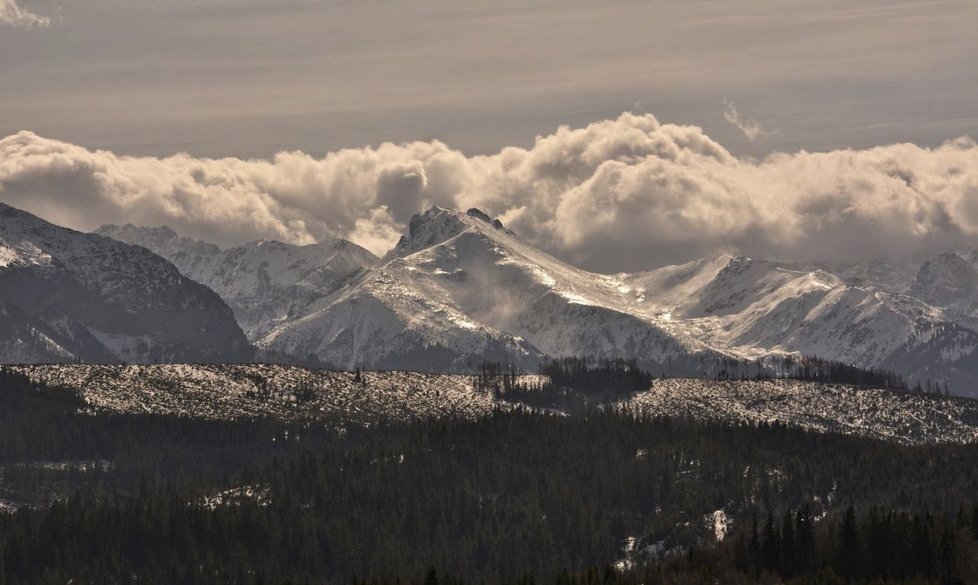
[0,203,252,363]
[96,225,377,340]
[910,252,978,318]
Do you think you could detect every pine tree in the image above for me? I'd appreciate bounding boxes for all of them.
[795,506,815,575]
[748,511,761,575]
[761,511,780,572]
[780,510,795,577]
[836,506,861,581]
[938,523,964,585]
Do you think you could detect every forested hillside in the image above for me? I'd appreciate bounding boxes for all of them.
[13,359,978,445]
[4,368,978,584]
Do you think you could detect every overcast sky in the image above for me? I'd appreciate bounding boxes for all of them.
[2,0,978,271]
[2,0,977,158]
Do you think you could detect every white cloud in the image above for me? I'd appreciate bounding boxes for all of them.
[723,100,772,142]
[0,0,49,28]
[2,113,978,272]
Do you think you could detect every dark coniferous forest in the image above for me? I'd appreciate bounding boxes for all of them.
[3,366,978,584]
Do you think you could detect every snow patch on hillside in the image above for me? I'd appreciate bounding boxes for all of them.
[621,378,978,445]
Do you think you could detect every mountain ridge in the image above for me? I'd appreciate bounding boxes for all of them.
[95,223,378,340]
[0,202,252,363]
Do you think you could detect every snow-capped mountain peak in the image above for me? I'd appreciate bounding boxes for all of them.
[387,206,518,260]
[256,206,720,372]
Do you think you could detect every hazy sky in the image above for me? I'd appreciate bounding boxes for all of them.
[3,0,978,271]
[2,0,977,158]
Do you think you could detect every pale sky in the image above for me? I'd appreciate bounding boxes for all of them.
[2,0,977,159]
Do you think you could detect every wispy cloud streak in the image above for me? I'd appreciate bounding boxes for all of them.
[723,100,774,142]
[0,0,49,28]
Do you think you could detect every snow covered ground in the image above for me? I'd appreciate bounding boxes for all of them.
[15,364,497,423]
[620,378,978,445]
[13,364,978,445]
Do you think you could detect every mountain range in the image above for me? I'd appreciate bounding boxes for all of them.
[1,200,976,394]
[92,205,978,395]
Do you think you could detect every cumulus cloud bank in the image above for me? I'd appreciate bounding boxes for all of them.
[0,0,49,28]
[2,113,978,272]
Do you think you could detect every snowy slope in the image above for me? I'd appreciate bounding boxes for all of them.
[96,224,377,339]
[0,203,252,363]
[258,207,718,372]
[621,378,978,445]
[610,255,978,394]
[16,364,497,422]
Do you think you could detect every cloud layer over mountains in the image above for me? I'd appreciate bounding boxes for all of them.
[2,113,977,271]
